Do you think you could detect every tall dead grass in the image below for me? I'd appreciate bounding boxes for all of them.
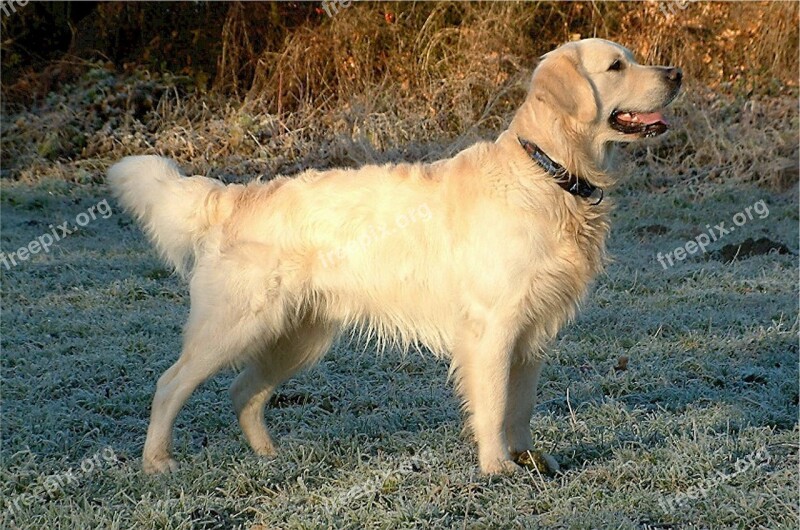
[220,1,798,116]
[0,2,797,190]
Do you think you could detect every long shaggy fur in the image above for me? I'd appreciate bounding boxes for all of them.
[107,156,229,276]
[108,38,680,475]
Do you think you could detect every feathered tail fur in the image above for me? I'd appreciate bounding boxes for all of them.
[107,155,230,277]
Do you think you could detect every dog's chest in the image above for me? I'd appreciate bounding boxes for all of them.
[518,207,609,342]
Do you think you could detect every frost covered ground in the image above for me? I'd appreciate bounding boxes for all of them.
[1,160,797,528]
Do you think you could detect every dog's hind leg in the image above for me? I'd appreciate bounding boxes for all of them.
[142,313,277,474]
[230,364,280,458]
[230,319,337,457]
[142,254,288,474]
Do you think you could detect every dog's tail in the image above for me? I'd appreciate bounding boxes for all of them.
[107,155,235,277]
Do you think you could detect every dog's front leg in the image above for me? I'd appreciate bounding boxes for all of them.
[452,318,518,475]
[505,356,545,459]
[504,342,559,474]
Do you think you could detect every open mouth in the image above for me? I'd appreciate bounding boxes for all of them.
[609,110,669,138]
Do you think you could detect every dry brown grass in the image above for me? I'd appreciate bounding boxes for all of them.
[0,1,797,190]
[230,1,798,111]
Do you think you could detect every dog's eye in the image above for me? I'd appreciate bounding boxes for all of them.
[608,59,623,71]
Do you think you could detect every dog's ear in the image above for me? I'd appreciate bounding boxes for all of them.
[531,52,596,123]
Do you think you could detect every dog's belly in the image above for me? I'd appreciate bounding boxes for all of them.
[307,233,458,356]
[301,226,595,358]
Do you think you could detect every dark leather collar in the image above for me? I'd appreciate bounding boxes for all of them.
[517,136,603,205]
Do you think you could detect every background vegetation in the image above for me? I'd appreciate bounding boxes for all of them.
[1,2,798,529]
[1,1,798,185]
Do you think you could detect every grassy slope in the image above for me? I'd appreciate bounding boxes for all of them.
[1,160,797,529]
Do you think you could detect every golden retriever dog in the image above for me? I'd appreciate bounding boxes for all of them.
[108,38,681,475]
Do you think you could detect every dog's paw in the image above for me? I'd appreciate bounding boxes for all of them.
[143,456,179,475]
[253,443,278,458]
[513,450,560,475]
[480,458,521,476]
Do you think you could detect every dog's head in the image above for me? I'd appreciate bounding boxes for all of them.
[510,38,682,167]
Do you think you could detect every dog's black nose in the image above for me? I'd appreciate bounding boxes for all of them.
[665,67,683,85]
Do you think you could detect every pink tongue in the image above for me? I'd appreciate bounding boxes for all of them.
[636,111,667,125]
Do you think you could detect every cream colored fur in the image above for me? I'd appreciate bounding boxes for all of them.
[107,38,680,475]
